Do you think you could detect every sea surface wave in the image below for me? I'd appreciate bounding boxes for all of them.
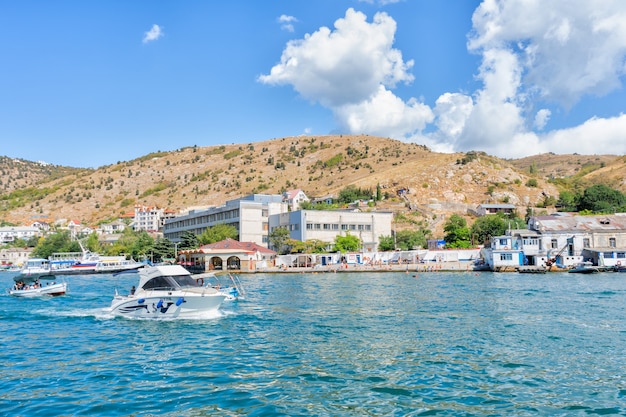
[1,271,626,416]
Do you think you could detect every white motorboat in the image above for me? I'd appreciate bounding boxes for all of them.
[568,261,599,274]
[9,273,67,297]
[109,264,226,318]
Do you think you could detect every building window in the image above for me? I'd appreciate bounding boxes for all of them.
[332,224,339,230]
[617,252,625,259]
[583,238,590,248]
[551,239,558,249]
[323,224,330,230]
[500,253,513,261]
[314,223,321,230]
[609,237,616,248]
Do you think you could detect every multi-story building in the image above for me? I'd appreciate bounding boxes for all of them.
[163,194,288,247]
[131,205,173,232]
[269,209,394,252]
[0,226,40,244]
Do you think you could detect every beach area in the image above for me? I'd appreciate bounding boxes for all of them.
[258,260,480,274]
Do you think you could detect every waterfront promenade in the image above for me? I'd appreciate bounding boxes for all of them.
[256,260,479,274]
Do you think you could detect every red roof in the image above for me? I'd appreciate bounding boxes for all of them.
[200,238,276,254]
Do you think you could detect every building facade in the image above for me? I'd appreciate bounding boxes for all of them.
[0,226,40,244]
[483,213,626,270]
[163,194,288,247]
[269,209,393,252]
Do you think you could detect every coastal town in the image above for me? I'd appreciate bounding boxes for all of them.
[2,188,625,275]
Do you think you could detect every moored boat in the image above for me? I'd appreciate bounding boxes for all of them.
[14,258,55,281]
[108,264,226,318]
[568,261,599,274]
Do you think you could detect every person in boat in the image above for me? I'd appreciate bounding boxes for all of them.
[130,286,136,296]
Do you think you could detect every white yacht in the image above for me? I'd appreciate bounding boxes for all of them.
[109,265,226,318]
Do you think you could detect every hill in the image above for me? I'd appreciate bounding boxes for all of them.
[1,135,624,236]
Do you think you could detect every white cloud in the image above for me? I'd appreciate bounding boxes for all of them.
[260,8,431,137]
[449,0,626,157]
[278,15,298,32]
[358,0,402,5]
[534,109,551,130]
[433,93,474,140]
[541,114,626,155]
[334,85,433,137]
[468,0,626,107]
[260,8,414,107]
[142,24,163,43]
[261,3,626,158]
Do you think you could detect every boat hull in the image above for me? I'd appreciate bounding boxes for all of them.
[9,282,67,297]
[109,292,225,318]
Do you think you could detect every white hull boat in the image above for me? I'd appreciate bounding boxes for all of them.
[9,270,67,297]
[109,265,226,318]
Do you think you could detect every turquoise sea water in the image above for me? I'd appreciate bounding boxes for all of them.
[1,270,626,416]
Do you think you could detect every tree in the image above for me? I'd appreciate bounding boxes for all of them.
[85,232,102,253]
[333,232,360,253]
[395,229,430,251]
[31,231,81,259]
[557,190,579,212]
[179,231,199,250]
[199,223,238,245]
[378,235,395,251]
[106,229,154,259]
[443,214,471,248]
[152,237,174,263]
[269,227,290,254]
[578,184,626,213]
[470,215,506,246]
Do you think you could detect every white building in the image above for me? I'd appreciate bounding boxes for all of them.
[163,194,288,247]
[99,220,127,234]
[131,205,167,232]
[283,189,309,211]
[0,226,40,243]
[0,247,32,266]
[269,209,394,252]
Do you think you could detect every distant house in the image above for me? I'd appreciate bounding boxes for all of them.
[476,204,516,216]
[0,247,32,266]
[283,189,309,211]
[0,226,41,243]
[100,220,126,234]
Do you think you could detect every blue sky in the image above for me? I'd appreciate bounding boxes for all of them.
[1,0,625,168]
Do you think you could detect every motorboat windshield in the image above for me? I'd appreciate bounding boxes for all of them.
[142,274,200,291]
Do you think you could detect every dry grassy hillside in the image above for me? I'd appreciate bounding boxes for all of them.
[509,153,626,190]
[0,156,86,193]
[0,135,584,236]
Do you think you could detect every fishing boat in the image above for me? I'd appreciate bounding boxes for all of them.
[108,264,226,318]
